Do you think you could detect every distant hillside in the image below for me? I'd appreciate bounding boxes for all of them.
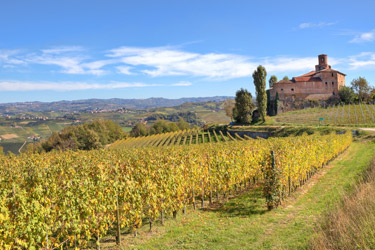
[0,96,233,114]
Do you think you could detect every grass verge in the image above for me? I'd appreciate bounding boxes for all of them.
[311,154,375,249]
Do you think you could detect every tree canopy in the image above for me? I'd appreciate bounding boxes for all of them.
[27,120,126,153]
[351,77,371,102]
[338,86,355,104]
[130,118,192,137]
[233,88,255,124]
[269,75,278,88]
[223,99,235,121]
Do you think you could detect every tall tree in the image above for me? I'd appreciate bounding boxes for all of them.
[233,88,255,124]
[351,77,371,102]
[269,75,278,88]
[223,99,235,121]
[282,76,289,81]
[253,65,267,122]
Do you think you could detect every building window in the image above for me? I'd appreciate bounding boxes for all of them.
[291,88,294,91]
[281,88,284,91]
[332,73,334,77]
[332,82,334,85]
[325,82,328,85]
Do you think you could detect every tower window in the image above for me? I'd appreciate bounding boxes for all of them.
[332,73,334,77]
[281,88,284,91]
[332,82,334,85]
[325,82,328,85]
[291,88,294,91]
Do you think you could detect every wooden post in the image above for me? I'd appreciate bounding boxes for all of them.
[193,187,196,210]
[96,233,100,250]
[209,186,212,205]
[201,180,204,208]
[116,193,121,245]
[160,209,164,225]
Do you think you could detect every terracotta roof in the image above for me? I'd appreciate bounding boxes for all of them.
[298,71,316,77]
[293,76,322,82]
[319,68,346,76]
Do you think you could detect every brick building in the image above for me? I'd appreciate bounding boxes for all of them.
[269,54,346,102]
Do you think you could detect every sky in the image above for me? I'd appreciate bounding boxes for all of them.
[1,0,375,103]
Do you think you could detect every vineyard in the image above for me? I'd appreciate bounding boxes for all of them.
[0,132,352,249]
[275,104,375,126]
[109,129,251,149]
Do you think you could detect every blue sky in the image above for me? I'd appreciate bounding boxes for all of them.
[1,0,375,103]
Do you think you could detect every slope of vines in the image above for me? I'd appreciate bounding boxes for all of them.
[0,132,352,249]
[275,104,375,126]
[109,129,248,149]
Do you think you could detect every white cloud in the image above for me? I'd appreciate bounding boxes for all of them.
[0,45,347,81]
[26,48,116,76]
[0,81,155,91]
[298,22,337,29]
[350,30,375,43]
[116,65,134,75]
[28,55,89,74]
[348,52,375,69]
[0,80,191,91]
[108,46,341,79]
[108,46,257,79]
[0,50,25,65]
[41,46,84,54]
[171,81,192,86]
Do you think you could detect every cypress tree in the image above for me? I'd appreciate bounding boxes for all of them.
[253,65,267,122]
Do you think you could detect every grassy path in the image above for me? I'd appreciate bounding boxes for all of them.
[104,141,374,250]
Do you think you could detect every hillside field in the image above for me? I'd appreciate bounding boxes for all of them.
[275,104,375,127]
[0,101,230,154]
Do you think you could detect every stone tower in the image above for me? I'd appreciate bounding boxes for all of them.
[315,54,329,71]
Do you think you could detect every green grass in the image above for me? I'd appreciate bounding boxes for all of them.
[103,141,374,249]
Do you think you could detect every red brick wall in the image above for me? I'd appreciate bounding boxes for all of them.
[270,72,345,100]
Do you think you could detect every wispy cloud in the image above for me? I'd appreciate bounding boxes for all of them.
[0,50,25,65]
[348,52,375,69]
[26,47,116,76]
[108,46,340,79]
[108,46,256,79]
[41,46,84,54]
[0,80,191,91]
[297,21,337,29]
[0,45,345,81]
[350,30,375,43]
[0,81,153,91]
[171,81,192,86]
[116,66,134,75]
